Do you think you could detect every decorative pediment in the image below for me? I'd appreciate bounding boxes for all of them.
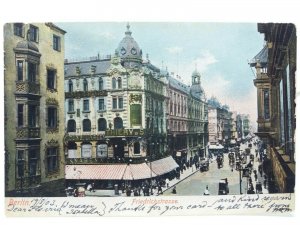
[46,98,58,105]
[107,54,126,75]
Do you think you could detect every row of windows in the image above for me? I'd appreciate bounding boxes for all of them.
[14,23,61,51]
[17,60,57,90]
[17,104,58,128]
[67,142,141,158]
[67,117,123,132]
[67,77,122,92]
[17,147,58,178]
[68,97,123,112]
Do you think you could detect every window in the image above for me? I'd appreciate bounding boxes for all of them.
[28,105,38,127]
[112,97,123,110]
[134,142,140,154]
[82,119,91,132]
[67,120,76,132]
[118,97,123,109]
[17,150,25,177]
[98,118,107,131]
[114,117,123,129]
[98,99,105,110]
[47,107,57,128]
[68,80,73,92]
[17,104,24,127]
[117,77,122,89]
[83,99,89,111]
[263,89,270,120]
[99,78,103,90]
[47,148,58,173]
[112,98,117,109]
[47,69,56,89]
[68,99,74,112]
[83,78,88,91]
[17,60,23,81]
[29,25,38,42]
[28,149,38,176]
[14,23,24,37]
[53,35,61,51]
[112,77,116,89]
[28,62,37,82]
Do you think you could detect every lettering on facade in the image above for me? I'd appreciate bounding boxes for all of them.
[105,129,144,137]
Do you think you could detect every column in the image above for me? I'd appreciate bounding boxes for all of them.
[91,141,97,158]
[75,141,81,158]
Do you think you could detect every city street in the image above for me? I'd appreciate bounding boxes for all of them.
[164,142,265,196]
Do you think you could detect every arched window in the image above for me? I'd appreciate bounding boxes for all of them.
[112,77,116,89]
[82,119,91,132]
[134,142,140,154]
[117,77,122,89]
[68,80,73,92]
[98,118,107,131]
[67,119,76,132]
[99,77,103,90]
[83,78,88,91]
[114,117,123,129]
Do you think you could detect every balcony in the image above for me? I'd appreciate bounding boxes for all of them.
[16,127,40,139]
[15,81,40,95]
[65,90,107,99]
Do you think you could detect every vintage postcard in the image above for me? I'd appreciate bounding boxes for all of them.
[3,20,296,218]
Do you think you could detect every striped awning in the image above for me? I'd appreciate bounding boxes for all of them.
[123,163,157,180]
[149,156,179,176]
[65,156,178,180]
[65,164,127,180]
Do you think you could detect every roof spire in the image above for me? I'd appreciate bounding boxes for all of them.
[125,22,132,36]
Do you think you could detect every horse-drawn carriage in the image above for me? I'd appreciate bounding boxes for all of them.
[217,154,223,169]
[200,158,209,172]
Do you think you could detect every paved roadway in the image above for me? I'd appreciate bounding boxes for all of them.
[164,142,264,196]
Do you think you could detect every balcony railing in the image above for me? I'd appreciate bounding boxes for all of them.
[16,127,40,139]
[15,81,40,95]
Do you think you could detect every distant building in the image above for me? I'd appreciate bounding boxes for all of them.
[207,97,232,146]
[166,74,189,160]
[4,23,66,196]
[250,23,296,193]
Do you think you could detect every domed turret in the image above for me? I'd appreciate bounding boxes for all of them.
[116,23,142,68]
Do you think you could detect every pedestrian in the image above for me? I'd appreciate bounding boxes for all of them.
[166,178,170,188]
[91,182,95,192]
[203,185,210,195]
[172,186,177,194]
[87,183,92,192]
[158,185,163,195]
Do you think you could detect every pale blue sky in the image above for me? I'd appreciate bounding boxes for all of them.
[58,22,265,126]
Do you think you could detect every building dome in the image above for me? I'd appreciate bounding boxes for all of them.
[117,24,142,60]
[16,40,39,52]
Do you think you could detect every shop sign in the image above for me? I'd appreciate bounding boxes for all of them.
[82,144,92,158]
[97,144,108,158]
[105,129,144,136]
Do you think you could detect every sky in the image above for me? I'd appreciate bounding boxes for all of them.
[58,22,265,127]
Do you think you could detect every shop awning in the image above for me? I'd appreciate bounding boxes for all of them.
[123,163,157,180]
[65,164,127,180]
[149,156,179,176]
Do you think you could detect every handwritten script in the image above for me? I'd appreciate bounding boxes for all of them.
[6,193,294,217]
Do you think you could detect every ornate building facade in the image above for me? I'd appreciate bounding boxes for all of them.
[64,25,175,188]
[250,23,296,193]
[4,23,66,196]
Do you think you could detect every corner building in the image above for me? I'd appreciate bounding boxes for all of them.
[64,25,177,188]
[250,23,296,193]
[4,23,66,196]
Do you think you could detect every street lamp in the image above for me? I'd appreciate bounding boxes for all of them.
[232,162,243,194]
